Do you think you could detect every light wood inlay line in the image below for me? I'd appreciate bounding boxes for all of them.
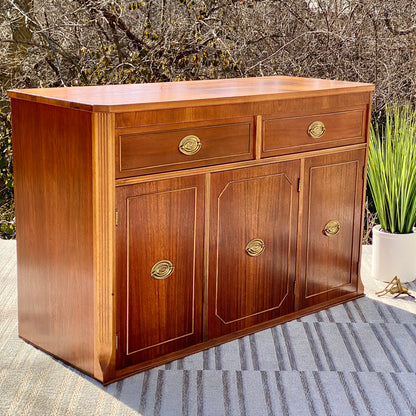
[8,76,373,383]
[92,112,116,380]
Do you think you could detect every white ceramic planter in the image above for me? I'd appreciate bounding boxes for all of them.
[372,225,416,282]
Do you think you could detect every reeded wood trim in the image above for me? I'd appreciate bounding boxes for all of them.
[255,115,263,159]
[92,112,116,382]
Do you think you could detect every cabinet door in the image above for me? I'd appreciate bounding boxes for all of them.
[116,176,204,368]
[299,149,366,309]
[209,161,300,338]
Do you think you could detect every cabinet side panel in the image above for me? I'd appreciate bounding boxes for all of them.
[11,99,94,375]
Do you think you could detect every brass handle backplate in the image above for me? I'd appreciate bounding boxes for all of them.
[245,238,265,257]
[308,121,326,139]
[323,220,340,237]
[151,260,174,280]
[179,135,202,155]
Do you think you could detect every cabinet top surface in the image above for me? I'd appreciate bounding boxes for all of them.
[8,76,374,113]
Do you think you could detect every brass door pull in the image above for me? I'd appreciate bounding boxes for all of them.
[323,220,340,237]
[245,238,265,257]
[308,121,326,139]
[178,135,202,155]
[151,260,174,280]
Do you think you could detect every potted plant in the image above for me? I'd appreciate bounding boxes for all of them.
[368,104,416,282]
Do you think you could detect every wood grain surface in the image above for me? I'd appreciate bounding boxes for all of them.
[116,117,254,178]
[115,175,205,368]
[9,77,374,384]
[8,76,374,113]
[298,149,366,308]
[92,112,116,382]
[11,99,95,375]
[115,92,372,128]
[208,161,300,338]
[263,107,367,157]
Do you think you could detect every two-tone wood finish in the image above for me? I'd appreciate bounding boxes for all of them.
[8,76,374,384]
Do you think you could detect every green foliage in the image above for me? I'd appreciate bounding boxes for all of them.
[0,112,15,239]
[368,104,416,234]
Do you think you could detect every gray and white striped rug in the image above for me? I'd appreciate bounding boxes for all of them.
[1,239,416,416]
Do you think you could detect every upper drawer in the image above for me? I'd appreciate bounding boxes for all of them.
[262,107,367,157]
[115,117,254,177]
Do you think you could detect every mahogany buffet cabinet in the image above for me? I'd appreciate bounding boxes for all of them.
[8,76,374,384]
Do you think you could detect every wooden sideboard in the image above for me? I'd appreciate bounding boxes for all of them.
[8,76,374,384]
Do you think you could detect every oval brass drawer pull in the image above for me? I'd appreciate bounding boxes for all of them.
[179,135,202,155]
[323,220,340,237]
[245,238,265,257]
[151,260,174,280]
[308,121,326,139]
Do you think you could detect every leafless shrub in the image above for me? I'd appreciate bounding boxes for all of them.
[1,0,415,237]
[1,0,415,111]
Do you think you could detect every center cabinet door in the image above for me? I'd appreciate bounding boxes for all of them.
[208,161,300,338]
[116,175,204,369]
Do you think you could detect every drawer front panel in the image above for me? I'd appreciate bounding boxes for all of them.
[263,107,366,157]
[116,118,253,177]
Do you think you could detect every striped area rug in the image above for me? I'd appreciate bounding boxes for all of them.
[1,239,416,416]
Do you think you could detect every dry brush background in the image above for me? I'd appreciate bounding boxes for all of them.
[0,0,416,237]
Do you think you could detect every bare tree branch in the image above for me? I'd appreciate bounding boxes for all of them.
[384,11,416,35]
